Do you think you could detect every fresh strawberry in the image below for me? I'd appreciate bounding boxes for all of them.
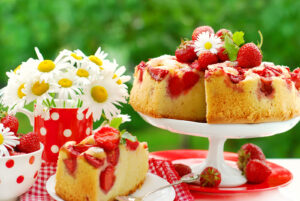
[100,165,116,193]
[216,29,232,40]
[168,74,184,97]
[16,132,40,153]
[197,52,218,70]
[182,71,200,91]
[175,40,197,63]
[237,143,266,172]
[0,114,19,135]
[199,167,221,187]
[217,47,229,62]
[245,159,272,184]
[237,43,262,68]
[126,139,139,151]
[192,26,214,40]
[148,67,169,81]
[9,150,26,156]
[173,163,192,177]
[94,127,120,151]
[106,148,120,166]
[63,158,77,175]
[83,153,105,168]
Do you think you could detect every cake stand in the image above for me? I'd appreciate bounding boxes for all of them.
[139,113,300,187]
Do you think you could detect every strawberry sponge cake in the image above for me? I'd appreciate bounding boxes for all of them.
[55,126,148,201]
[130,25,300,123]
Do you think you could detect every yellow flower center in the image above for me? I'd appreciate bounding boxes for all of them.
[71,53,82,60]
[38,60,55,73]
[116,79,122,85]
[89,55,103,66]
[58,78,73,88]
[204,42,212,50]
[91,86,108,103]
[14,65,21,73]
[17,83,26,99]
[112,74,118,79]
[0,133,3,145]
[76,68,89,78]
[31,81,49,96]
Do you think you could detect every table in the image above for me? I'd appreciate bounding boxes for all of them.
[193,159,300,201]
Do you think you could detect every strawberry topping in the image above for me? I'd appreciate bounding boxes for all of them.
[182,71,200,91]
[197,52,219,70]
[126,139,139,151]
[83,153,105,168]
[260,78,274,97]
[192,26,214,40]
[237,43,262,68]
[63,158,77,175]
[228,67,245,84]
[100,165,116,193]
[148,67,169,81]
[290,68,300,90]
[73,144,94,153]
[175,40,197,63]
[94,127,120,151]
[168,74,184,98]
[16,132,40,153]
[245,159,272,184]
[136,61,147,82]
[106,147,120,166]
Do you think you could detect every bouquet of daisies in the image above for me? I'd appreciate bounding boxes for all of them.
[1,47,130,122]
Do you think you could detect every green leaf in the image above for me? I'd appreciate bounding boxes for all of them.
[224,35,239,61]
[121,131,137,142]
[232,31,245,46]
[109,117,123,129]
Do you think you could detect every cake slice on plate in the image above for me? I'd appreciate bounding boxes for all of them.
[55,126,149,201]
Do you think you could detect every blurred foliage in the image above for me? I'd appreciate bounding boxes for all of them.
[1,0,300,157]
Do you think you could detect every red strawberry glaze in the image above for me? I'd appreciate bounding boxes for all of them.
[136,61,147,82]
[126,139,139,151]
[148,67,169,81]
[106,148,120,166]
[83,153,105,168]
[253,65,283,78]
[100,166,116,193]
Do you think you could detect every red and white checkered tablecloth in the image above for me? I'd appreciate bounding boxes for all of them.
[20,159,194,201]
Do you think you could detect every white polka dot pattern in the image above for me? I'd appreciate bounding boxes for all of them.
[51,145,59,153]
[40,127,47,136]
[51,112,59,120]
[63,129,72,137]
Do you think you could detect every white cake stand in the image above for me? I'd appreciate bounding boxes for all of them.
[139,113,300,187]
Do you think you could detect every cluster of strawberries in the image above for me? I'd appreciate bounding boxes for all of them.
[175,25,263,70]
[174,143,271,187]
[1,112,40,155]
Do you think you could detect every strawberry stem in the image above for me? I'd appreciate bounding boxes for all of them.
[257,30,263,49]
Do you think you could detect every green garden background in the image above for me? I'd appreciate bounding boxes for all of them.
[0,0,299,157]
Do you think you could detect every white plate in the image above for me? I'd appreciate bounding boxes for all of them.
[46,173,175,201]
[139,113,300,139]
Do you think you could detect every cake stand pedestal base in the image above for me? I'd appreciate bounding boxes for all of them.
[191,136,246,187]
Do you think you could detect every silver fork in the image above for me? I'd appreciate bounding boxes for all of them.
[115,173,199,201]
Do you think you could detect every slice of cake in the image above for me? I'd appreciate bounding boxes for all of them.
[55,126,149,201]
[130,55,206,122]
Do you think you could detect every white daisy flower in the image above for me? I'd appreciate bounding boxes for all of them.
[0,123,19,157]
[52,69,81,100]
[88,47,109,70]
[75,62,99,85]
[22,74,54,115]
[55,49,85,67]
[79,75,128,121]
[194,31,222,56]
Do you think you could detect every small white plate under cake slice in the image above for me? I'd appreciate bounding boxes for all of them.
[46,173,176,201]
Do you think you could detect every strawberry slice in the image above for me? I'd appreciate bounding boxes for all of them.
[94,127,120,151]
[73,144,94,153]
[148,67,169,81]
[83,153,105,168]
[106,148,120,166]
[182,71,200,91]
[126,139,139,151]
[63,158,77,175]
[168,74,184,98]
[100,165,116,193]
[136,61,147,82]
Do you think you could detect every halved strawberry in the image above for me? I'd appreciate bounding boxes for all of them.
[182,71,200,91]
[16,132,40,153]
[192,26,214,40]
[100,166,116,193]
[83,153,105,168]
[63,158,77,175]
[148,67,169,81]
[126,139,139,151]
[94,127,120,151]
[106,148,120,166]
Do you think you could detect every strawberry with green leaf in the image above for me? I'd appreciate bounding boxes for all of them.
[0,104,19,135]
